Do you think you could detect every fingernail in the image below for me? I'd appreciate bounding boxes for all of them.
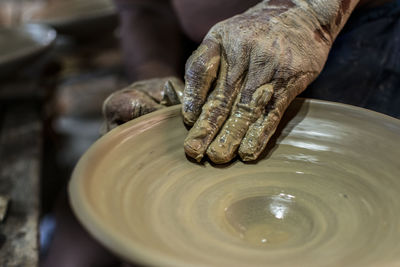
[207,145,232,164]
[238,143,257,162]
[240,153,257,161]
[184,138,205,162]
[182,105,198,126]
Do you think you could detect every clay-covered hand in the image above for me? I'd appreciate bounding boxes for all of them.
[183,0,358,163]
[103,77,183,131]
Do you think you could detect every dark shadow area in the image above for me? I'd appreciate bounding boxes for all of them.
[184,153,206,166]
[208,156,241,169]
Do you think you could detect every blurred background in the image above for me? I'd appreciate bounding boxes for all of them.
[0,0,131,266]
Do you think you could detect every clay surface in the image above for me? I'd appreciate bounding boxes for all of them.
[70,99,400,267]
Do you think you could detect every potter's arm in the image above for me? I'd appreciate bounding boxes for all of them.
[182,0,361,163]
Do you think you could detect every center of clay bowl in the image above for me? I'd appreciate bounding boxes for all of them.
[225,194,314,248]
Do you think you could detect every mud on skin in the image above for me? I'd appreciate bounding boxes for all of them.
[182,0,361,163]
[103,77,184,131]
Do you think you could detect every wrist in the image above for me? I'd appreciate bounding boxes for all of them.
[301,0,360,39]
[253,0,360,41]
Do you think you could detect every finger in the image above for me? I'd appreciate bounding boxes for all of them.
[161,80,181,106]
[182,38,220,125]
[205,54,276,164]
[132,77,172,103]
[238,93,289,161]
[184,57,246,161]
[102,89,162,131]
[206,83,274,163]
[168,77,184,102]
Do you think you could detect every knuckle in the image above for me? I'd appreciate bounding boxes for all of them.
[209,94,230,109]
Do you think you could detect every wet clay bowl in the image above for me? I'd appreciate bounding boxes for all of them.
[69,99,400,267]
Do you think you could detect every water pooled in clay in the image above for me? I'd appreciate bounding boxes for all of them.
[225,193,314,248]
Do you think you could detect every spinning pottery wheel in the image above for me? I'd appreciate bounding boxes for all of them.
[69,99,400,267]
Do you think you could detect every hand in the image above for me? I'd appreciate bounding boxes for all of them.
[103,77,183,131]
[182,0,354,163]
